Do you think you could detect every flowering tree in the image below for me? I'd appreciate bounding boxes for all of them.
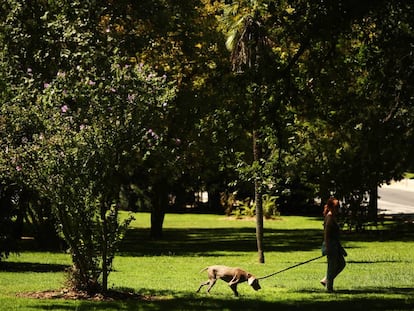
[1,59,175,292]
[0,0,176,292]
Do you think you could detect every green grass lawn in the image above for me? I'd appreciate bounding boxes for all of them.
[403,171,414,179]
[0,213,413,310]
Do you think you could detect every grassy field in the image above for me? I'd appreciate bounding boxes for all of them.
[0,212,413,310]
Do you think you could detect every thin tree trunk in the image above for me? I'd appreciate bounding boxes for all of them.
[100,202,108,292]
[253,129,265,263]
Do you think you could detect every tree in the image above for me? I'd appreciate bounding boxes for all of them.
[276,0,414,225]
[218,1,276,263]
[0,0,176,292]
[98,0,241,233]
[351,1,414,218]
[214,0,414,226]
[296,1,412,193]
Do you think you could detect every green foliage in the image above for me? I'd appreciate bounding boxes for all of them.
[230,194,279,219]
[3,58,174,289]
[217,0,414,211]
[228,196,253,219]
[262,194,279,219]
[0,0,176,292]
[238,198,256,218]
[220,191,237,216]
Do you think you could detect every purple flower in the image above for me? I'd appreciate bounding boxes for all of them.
[147,129,159,140]
[16,165,22,172]
[61,105,68,113]
[127,94,135,102]
[43,82,51,89]
[88,80,96,86]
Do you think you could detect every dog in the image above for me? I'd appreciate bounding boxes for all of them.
[196,265,261,297]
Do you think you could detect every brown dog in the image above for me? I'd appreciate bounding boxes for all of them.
[196,265,261,297]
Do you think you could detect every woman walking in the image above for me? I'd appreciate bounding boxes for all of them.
[320,198,346,292]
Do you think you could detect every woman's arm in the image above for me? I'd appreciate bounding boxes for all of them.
[324,215,333,254]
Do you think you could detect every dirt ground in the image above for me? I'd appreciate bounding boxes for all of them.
[17,288,159,302]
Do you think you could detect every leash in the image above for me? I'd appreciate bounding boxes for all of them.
[257,255,325,280]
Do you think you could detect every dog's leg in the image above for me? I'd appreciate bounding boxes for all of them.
[206,279,217,293]
[196,280,210,293]
[229,283,239,297]
[228,274,240,286]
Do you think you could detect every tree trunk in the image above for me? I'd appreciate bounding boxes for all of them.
[368,184,378,223]
[150,208,165,239]
[255,178,265,263]
[253,129,265,263]
[150,182,168,239]
[100,202,108,292]
[208,190,222,213]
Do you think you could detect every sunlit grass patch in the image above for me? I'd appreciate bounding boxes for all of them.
[0,213,413,310]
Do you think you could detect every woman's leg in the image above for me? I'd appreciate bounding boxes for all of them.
[326,254,346,292]
[326,255,335,292]
[335,254,346,277]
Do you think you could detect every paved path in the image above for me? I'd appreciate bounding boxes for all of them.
[378,179,414,215]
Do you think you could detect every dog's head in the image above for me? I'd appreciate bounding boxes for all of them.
[247,276,261,291]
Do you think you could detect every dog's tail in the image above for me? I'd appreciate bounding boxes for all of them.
[199,267,209,273]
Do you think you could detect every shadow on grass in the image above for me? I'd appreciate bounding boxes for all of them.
[25,287,414,311]
[0,261,68,273]
[118,227,323,257]
[118,218,414,257]
[342,220,414,243]
[299,287,414,295]
[347,259,410,264]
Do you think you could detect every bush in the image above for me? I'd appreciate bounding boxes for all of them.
[230,194,279,219]
[262,194,280,219]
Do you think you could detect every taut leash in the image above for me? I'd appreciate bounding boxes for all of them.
[257,255,325,280]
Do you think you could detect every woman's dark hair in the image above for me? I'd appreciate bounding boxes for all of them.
[323,198,339,216]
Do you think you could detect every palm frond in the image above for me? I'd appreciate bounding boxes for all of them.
[230,16,269,73]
